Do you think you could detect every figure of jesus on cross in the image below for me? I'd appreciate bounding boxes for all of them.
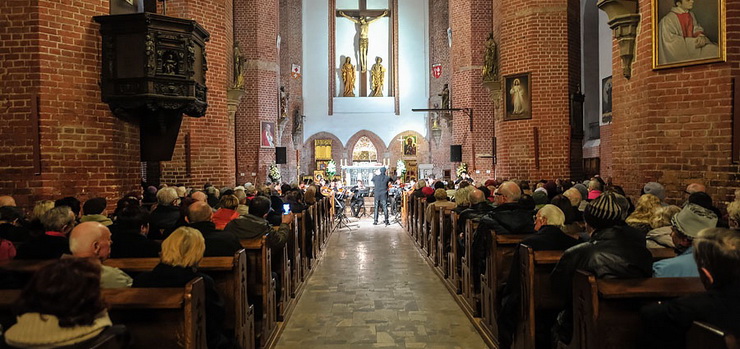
[338,10,388,73]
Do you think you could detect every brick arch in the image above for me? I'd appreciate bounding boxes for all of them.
[301,132,346,179]
[345,130,388,164]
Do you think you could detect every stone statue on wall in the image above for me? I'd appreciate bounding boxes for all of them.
[341,57,356,97]
[439,83,450,109]
[338,10,388,73]
[482,33,498,82]
[370,57,386,97]
[233,41,246,89]
[280,86,289,120]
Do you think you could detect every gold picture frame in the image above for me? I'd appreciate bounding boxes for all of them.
[652,0,726,70]
[504,73,532,121]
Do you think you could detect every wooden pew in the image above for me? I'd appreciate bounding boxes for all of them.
[295,212,308,282]
[104,250,254,349]
[420,199,429,253]
[309,204,319,260]
[408,195,416,240]
[437,207,452,278]
[0,277,207,349]
[460,220,477,316]
[513,246,679,349]
[563,271,704,349]
[416,197,425,248]
[687,321,739,349]
[240,237,277,348]
[427,205,440,266]
[444,209,461,294]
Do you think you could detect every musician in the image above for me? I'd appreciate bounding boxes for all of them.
[350,180,367,218]
[371,167,394,226]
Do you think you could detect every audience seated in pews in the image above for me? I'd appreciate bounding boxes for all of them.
[148,187,182,240]
[0,206,27,255]
[653,204,718,278]
[212,195,240,230]
[640,227,740,349]
[54,197,82,222]
[4,258,114,348]
[224,196,292,248]
[285,189,314,258]
[586,179,603,201]
[16,206,75,260]
[550,194,583,236]
[458,189,494,229]
[108,204,161,259]
[498,204,584,349]
[133,226,235,349]
[452,185,474,213]
[626,194,662,236]
[69,222,132,288]
[79,197,112,226]
[187,201,242,257]
[478,181,535,235]
[24,200,54,238]
[550,191,653,345]
[646,205,682,249]
[642,181,666,206]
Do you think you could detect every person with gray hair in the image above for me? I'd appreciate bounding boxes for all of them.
[653,203,718,277]
[478,181,533,235]
[149,187,182,240]
[69,222,132,288]
[16,206,75,259]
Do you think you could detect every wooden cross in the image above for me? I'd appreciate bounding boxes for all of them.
[336,0,390,97]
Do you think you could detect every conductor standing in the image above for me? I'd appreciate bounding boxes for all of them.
[371,167,393,225]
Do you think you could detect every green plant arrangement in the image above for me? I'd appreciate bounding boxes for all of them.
[456,162,468,177]
[326,159,336,178]
[268,163,281,182]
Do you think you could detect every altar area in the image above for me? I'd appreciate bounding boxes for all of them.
[342,163,386,187]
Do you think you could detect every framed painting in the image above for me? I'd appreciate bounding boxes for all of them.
[260,121,276,148]
[652,0,725,69]
[402,135,417,156]
[316,160,329,171]
[601,76,612,124]
[313,170,325,183]
[504,73,532,120]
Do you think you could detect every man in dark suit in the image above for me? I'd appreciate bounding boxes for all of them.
[371,167,393,226]
[188,201,242,257]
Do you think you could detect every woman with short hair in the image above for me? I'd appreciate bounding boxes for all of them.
[134,227,234,349]
[212,195,240,230]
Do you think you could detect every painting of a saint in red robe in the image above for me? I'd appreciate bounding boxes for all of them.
[261,121,275,148]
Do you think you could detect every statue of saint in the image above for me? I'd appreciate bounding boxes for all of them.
[341,57,356,97]
[482,33,498,81]
[280,86,289,119]
[439,84,450,109]
[233,41,246,89]
[338,10,388,73]
[369,57,386,97]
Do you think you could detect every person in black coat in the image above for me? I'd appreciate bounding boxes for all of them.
[497,205,584,349]
[187,201,241,257]
[133,227,235,349]
[148,187,182,240]
[109,205,161,258]
[639,227,740,349]
[550,192,653,345]
[371,167,394,225]
[15,206,75,260]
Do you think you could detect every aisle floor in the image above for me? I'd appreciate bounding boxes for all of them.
[275,216,488,348]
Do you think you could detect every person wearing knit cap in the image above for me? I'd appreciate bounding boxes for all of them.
[652,204,718,278]
[533,190,548,211]
[550,192,653,345]
[642,181,666,201]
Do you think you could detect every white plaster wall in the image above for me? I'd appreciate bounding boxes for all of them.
[302,0,430,147]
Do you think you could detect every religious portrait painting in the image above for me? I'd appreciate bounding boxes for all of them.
[652,0,725,70]
[602,76,612,124]
[504,73,532,121]
[403,135,417,156]
[260,121,275,148]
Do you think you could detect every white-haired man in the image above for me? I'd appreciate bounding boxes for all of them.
[149,187,182,239]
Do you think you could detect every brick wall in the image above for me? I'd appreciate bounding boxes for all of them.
[0,0,141,209]
[429,0,453,178]
[234,0,280,185]
[448,0,495,185]
[158,0,235,189]
[278,0,303,184]
[602,0,740,205]
[492,0,580,181]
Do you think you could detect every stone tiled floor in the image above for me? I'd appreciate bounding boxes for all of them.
[275,217,488,349]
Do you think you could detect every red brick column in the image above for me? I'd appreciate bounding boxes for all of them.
[602,0,739,204]
[158,0,236,188]
[449,0,495,183]
[279,0,303,183]
[429,0,453,179]
[234,0,280,185]
[492,0,580,181]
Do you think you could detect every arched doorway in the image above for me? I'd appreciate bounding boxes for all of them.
[351,136,379,164]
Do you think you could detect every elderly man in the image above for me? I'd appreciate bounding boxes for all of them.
[225,196,293,248]
[149,187,182,239]
[69,222,132,288]
[653,204,718,278]
[0,196,16,207]
[480,181,535,235]
[191,191,208,203]
[16,206,75,259]
[188,201,242,257]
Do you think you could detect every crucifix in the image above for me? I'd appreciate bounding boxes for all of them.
[336,1,390,97]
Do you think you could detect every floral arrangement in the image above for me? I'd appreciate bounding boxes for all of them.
[456,162,468,177]
[326,159,336,178]
[396,159,406,177]
[268,163,281,182]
